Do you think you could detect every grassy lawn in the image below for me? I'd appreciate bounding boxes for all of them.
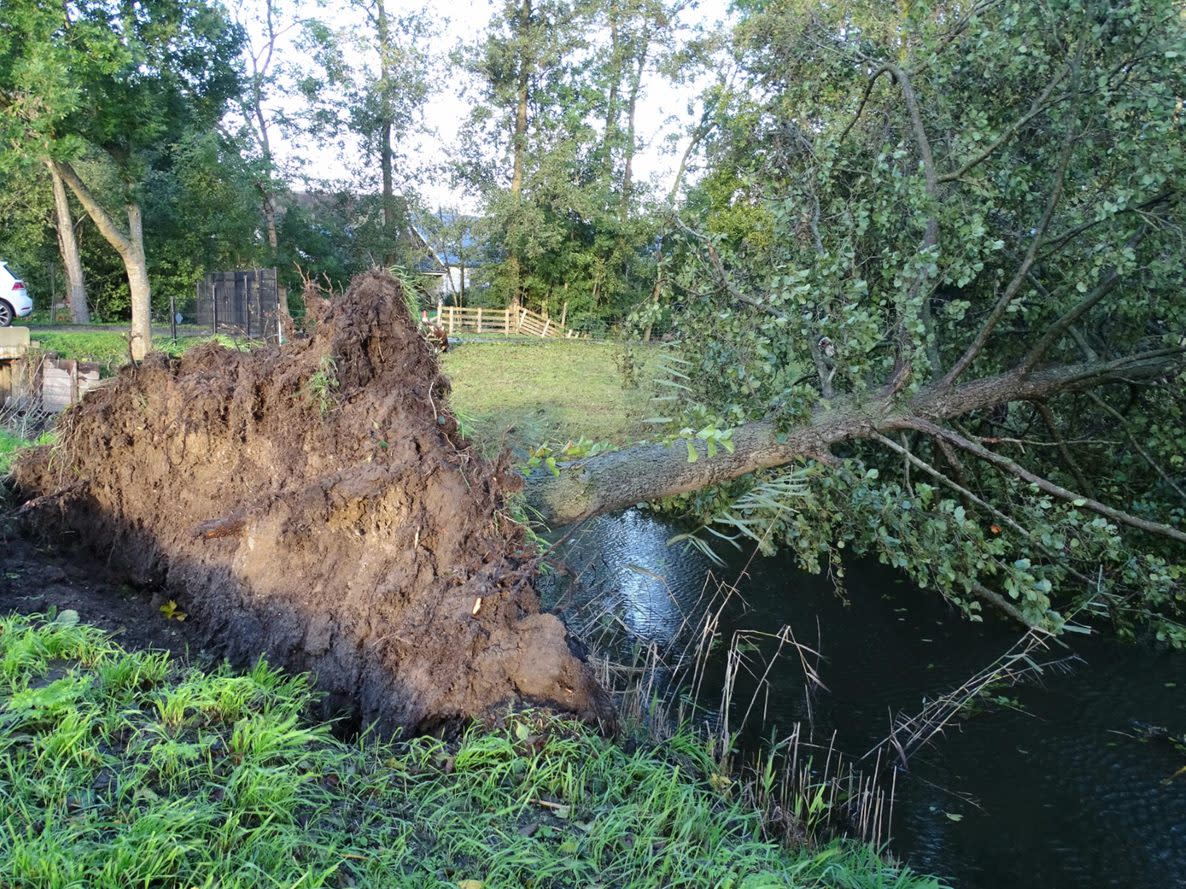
[442,340,654,454]
[28,330,252,375]
[0,429,29,476]
[0,613,942,888]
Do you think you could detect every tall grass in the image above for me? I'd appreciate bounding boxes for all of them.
[0,613,945,888]
[558,552,903,853]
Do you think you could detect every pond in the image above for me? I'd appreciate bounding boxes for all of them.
[543,509,1186,889]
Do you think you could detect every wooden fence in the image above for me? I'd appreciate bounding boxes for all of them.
[194,268,282,341]
[434,303,586,339]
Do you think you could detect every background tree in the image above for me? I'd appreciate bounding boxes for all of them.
[47,163,90,323]
[0,0,244,357]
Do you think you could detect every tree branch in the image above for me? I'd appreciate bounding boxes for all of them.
[940,132,1076,388]
[1032,401,1093,495]
[526,350,1185,525]
[1019,227,1147,374]
[50,160,134,259]
[1085,391,1186,503]
[905,419,1186,544]
[836,66,895,146]
[937,50,1076,184]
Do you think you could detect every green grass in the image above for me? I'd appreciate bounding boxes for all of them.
[0,429,51,476]
[0,614,944,888]
[442,340,654,454]
[29,331,131,369]
[0,429,26,476]
[29,331,257,375]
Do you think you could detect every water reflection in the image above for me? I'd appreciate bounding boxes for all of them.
[545,508,1186,889]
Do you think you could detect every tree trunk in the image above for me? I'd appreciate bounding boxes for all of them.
[125,203,152,361]
[47,162,89,324]
[380,119,396,266]
[51,161,152,358]
[508,0,532,309]
[373,0,399,268]
[524,354,1185,526]
[261,188,279,254]
[619,50,647,222]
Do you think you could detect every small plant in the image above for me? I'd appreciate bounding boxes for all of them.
[159,600,187,622]
[522,437,617,477]
[304,355,340,415]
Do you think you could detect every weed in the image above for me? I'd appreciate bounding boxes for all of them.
[305,355,340,415]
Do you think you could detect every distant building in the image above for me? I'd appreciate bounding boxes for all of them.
[410,212,483,306]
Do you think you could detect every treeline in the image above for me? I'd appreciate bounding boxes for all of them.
[0,0,719,349]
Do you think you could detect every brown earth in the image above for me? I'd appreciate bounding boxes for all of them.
[10,270,613,735]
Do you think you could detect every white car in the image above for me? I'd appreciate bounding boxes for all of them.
[0,261,32,326]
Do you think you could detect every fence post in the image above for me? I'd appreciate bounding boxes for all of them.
[447,307,455,335]
[436,300,443,324]
[477,307,483,332]
[560,301,568,328]
[542,318,551,337]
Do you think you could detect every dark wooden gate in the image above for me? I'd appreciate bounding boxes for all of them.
[195,269,281,341]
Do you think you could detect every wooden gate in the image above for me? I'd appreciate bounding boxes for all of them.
[195,269,281,341]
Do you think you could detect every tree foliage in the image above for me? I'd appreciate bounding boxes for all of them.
[648,0,1186,640]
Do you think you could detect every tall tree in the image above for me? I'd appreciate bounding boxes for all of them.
[460,0,595,310]
[46,163,89,323]
[0,0,244,357]
[319,1,434,268]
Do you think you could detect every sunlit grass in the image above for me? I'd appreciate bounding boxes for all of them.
[22,327,655,455]
[0,429,52,476]
[26,331,258,375]
[0,614,944,888]
[442,340,656,455]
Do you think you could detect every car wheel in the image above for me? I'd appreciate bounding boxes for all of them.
[0,300,12,327]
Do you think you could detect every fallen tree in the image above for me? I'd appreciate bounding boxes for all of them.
[525,351,1186,532]
[13,272,611,734]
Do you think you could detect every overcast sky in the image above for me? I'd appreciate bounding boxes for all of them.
[248,0,734,211]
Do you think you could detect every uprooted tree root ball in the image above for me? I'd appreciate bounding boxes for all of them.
[12,270,613,735]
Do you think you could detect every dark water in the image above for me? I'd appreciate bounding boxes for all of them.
[543,509,1186,889]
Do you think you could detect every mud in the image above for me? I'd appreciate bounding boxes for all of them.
[11,271,612,734]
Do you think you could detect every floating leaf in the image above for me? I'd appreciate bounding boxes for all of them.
[944,812,964,822]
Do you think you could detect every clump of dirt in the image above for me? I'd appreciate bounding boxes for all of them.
[12,271,612,735]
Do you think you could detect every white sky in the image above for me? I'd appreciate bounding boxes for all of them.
[252,0,734,211]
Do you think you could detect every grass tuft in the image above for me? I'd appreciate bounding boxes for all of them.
[0,614,945,888]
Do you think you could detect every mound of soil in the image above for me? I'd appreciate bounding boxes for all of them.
[12,271,612,734]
